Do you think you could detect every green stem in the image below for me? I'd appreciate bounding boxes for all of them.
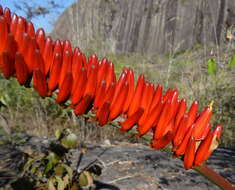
[194,165,235,190]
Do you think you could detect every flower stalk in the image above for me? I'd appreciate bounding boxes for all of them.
[0,5,234,190]
[194,165,235,190]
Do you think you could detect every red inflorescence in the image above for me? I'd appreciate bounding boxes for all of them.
[0,6,222,169]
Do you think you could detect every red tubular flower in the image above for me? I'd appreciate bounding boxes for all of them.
[15,52,29,85]
[105,62,116,90]
[26,21,35,38]
[0,16,8,53]
[0,51,14,79]
[110,71,127,109]
[138,82,155,126]
[98,81,116,110]
[96,82,116,125]
[184,136,196,169]
[59,50,72,88]
[97,57,109,85]
[48,53,62,93]
[19,33,30,58]
[43,36,53,76]
[151,131,173,150]
[120,107,144,131]
[109,81,129,120]
[53,39,63,56]
[74,94,93,115]
[74,65,98,114]
[149,84,162,113]
[33,68,48,97]
[173,114,189,149]
[200,123,211,140]
[15,16,26,45]
[0,6,224,170]
[62,40,72,54]
[10,14,18,35]
[87,54,99,76]
[71,67,87,105]
[56,72,73,104]
[192,103,213,140]
[0,5,3,15]
[194,124,222,166]
[97,101,110,126]
[81,52,87,67]
[34,49,45,76]
[154,90,178,139]
[5,33,17,61]
[137,99,164,136]
[3,7,11,25]
[186,101,199,127]
[83,64,97,98]
[163,88,173,102]
[93,80,106,109]
[122,68,135,113]
[174,98,187,130]
[173,100,199,149]
[127,74,145,117]
[72,48,83,82]
[36,28,45,54]
[25,37,38,73]
[174,124,195,156]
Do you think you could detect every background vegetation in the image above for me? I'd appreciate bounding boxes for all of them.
[0,43,234,147]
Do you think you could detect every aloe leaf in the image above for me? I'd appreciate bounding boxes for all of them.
[44,152,60,174]
[207,59,216,75]
[228,54,235,68]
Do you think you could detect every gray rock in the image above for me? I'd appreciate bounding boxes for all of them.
[73,142,235,190]
[0,135,234,190]
[52,0,235,55]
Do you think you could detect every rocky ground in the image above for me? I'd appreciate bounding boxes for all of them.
[73,141,235,190]
[0,135,234,190]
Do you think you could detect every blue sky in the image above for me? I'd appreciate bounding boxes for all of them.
[0,0,76,33]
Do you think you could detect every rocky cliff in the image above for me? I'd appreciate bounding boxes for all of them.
[52,0,235,55]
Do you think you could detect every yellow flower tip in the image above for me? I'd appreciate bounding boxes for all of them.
[209,101,214,111]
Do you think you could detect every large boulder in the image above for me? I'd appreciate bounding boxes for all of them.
[52,0,235,55]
